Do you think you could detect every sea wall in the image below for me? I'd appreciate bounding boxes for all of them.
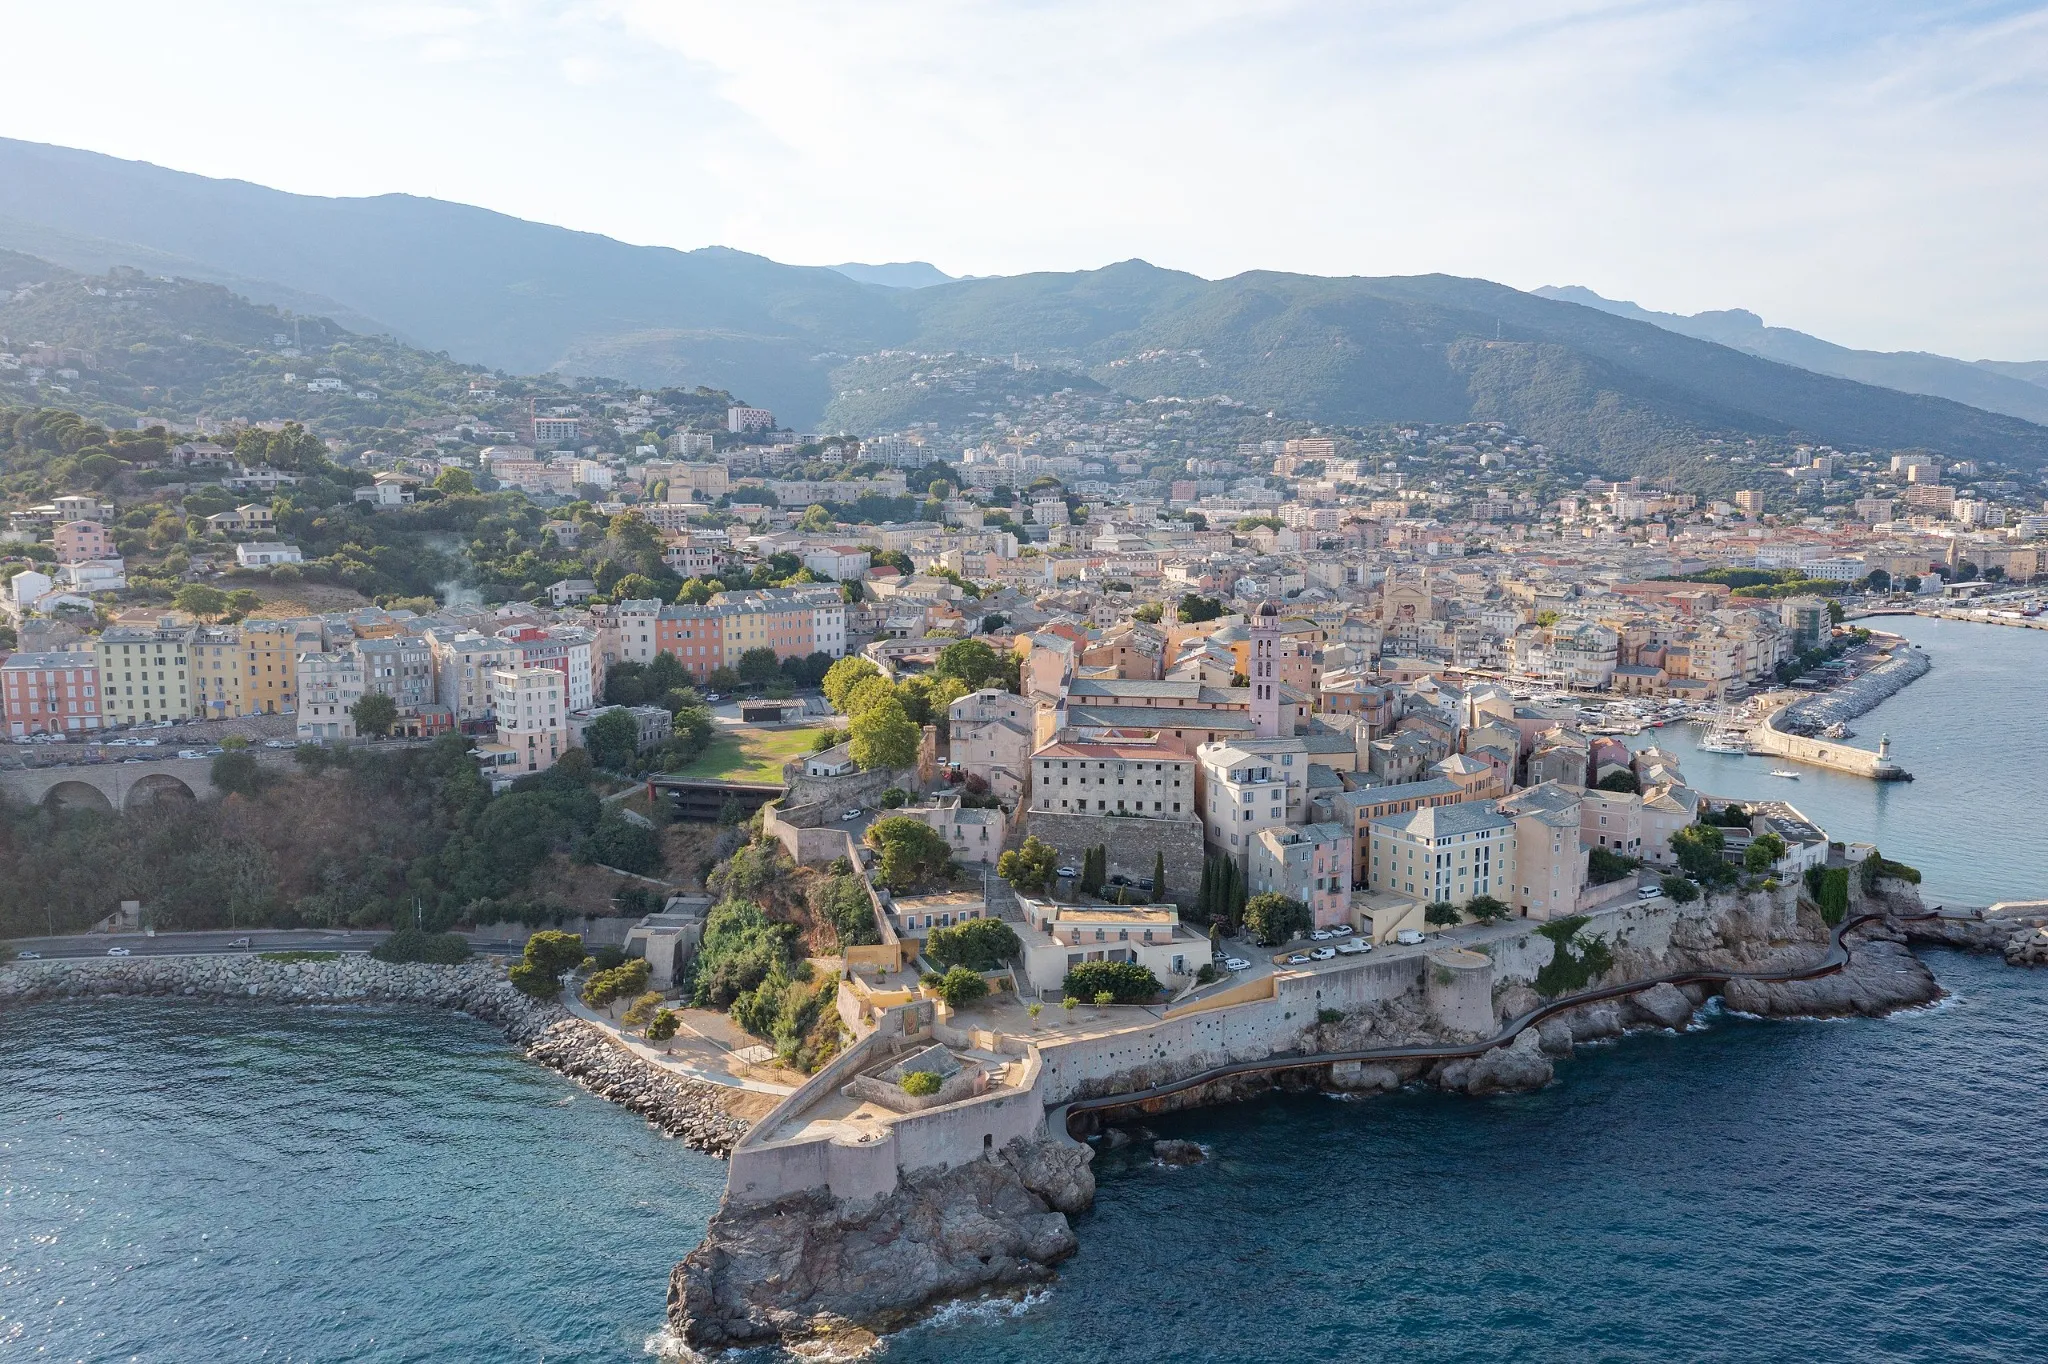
[0,953,751,1155]
[1776,641,1931,735]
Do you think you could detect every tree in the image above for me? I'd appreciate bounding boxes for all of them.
[929,965,988,1009]
[173,583,228,620]
[349,692,398,738]
[842,674,897,719]
[925,917,1021,971]
[1862,569,1891,593]
[798,504,834,533]
[226,589,264,618]
[1424,899,1461,928]
[737,648,781,686]
[865,815,952,889]
[1177,592,1224,623]
[1079,845,1105,896]
[1744,831,1788,873]
[1901,574,1922,593]
[1672,822,1733,885]
[823,656,884,711]
[1464,894,1511,923]
[1061,959,1161,1003]
[582,708,640,770]
[211,749,261,797]
[849,695,919,770]
[1152,849,1166,901]
[933,638,1004,691]
[1594,769,1640,794]
[646,1008,680,1048]
[1132,601,1163,623]
[1660,874,1700,903]
[434,467,476,496]
[621,991,664,1028]
[509,930,585,999]
[581,958,652,1013]
[997,835,1059,892]
[1242,891,1311,946]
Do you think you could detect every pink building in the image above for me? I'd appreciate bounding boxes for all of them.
[3,650,102,735]
[53,520,112,564]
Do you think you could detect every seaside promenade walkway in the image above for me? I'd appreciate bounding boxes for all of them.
[1053,908,1935,1137]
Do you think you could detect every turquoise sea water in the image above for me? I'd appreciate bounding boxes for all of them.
[1628,615,2048,906]
[5,619,2043,1363]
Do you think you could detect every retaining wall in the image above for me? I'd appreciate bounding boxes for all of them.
[1019,812,1205,907]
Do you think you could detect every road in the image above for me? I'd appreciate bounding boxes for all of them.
[4,927,530,960]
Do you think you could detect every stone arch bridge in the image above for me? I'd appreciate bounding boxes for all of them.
[0,751,297,813]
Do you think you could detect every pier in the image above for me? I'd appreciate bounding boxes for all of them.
[1750,705,1911,780]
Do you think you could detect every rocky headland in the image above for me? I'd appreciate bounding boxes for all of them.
[671,1135,1095,1350]
[0,953,751,1156]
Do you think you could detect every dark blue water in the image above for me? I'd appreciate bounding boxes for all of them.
[1630,616,2048,906]
[7,955,2047,1362]
[0,1000,727,1362]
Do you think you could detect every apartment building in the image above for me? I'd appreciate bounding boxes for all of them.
[95,625,196,725]
[1365,800,1513,905]
[1030,736,1194,819]
[2,649,101,735]
[1198,742,1292,861]
[948,688,1035,804]
[52,520,112,563]
[1249,822,1352,928]
[358,636,437,713]
[492,665,568,773]
[428,630,515,725]
[297,648,364,740]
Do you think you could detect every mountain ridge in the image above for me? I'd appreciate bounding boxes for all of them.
[5,136,2046,469]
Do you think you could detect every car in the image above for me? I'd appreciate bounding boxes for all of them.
[1057,866,1078,879]
[703,692,723,701]
[1310,928,1334,941]
[265,739,289,748]
[1223,956,1252,972]
[1394,929,1426,946]
[1337,940,1368,955]
[178,749,203,759]
[1636,885,1663,899]
[228,937,252,949]
[1285,952,1311,964]
[1310,946,1337,961]
[106,947,131,956]
[1137,877,1155,891]
[841,809,862,820]
[204,746,225,755]
[136,738,160,747]
[16,950,40,959]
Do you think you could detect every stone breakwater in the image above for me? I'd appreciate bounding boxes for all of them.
[0,954,750,1157]
[1777,640,1931,735]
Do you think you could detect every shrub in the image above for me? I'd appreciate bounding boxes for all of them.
[621,991,664,1028]
[813,873,880,947]
[1659,874,1700,904]
[646,1008,680,1045]
[690,899,797,1009]
[1587,846,1640,885]
[1744,832,1787,873]
[1196,962,1220,985]
[371,927,472,964]
[878,787,908,809]
[1317,1007,1344,1025]
[925,917,1021,971]
[997,835,1059,892]
[1533,916,1614,997]
[1424,899,1461,928]
[928,965,989,1009]
[1243,891,1311,946]
[1817,866,1851,925]
[1061,959,1160,1003]
[901,1069,942,1097]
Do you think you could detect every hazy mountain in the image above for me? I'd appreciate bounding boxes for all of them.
[827,261,956,289]
[6,136,2048,468]
[1535,284,2048,426]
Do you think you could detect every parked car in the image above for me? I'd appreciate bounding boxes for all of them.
[840,809,862,821]
[106,947,131,956]
[703,692,723,701]
[178,749,203,759]
[16,950,40,959]
[1285,952,1310,964]
[1309,946,1336,961]
[1636,885,1663,900]
[1310,928,1334,941]
[264,739,289,748]
[1394,929,1426,946]
[1336,940,1369,955]
[1223,956,1252,972]
[1057,866,1078,879]
[228,937,251,949]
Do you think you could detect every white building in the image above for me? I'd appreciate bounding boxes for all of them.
[492,665,568,773]
[296,648,364,741]
[727,405,775,434]
[236,542,304,568]
[1197,741,1290,861]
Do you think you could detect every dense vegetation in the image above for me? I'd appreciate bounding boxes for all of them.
[0,738,660,938]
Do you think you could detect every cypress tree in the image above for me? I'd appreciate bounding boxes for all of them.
[1152,849,1166,901]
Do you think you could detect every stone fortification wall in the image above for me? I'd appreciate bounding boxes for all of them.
[0,952,751,1155]
[1019,812,1204,907]
[782,763,913,810]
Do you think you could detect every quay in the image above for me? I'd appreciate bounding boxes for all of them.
[1750,705,1911,781]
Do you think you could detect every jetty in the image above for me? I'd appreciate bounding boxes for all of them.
[1750,706,1912,780]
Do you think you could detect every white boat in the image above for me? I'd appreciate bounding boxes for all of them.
[1697,734,1752,755]
[1768,768,1801,779]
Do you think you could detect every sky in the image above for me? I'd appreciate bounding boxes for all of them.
[5,0,2047,359]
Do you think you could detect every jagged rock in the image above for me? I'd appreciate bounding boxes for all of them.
[1535,1016,1576,1057]
[1721,938,1940,1018]
[1103,1127,1131,1150]
[1627,982,1695,1030]
[1565,1002,1624,1043]
[1327,1060,1403,1092]
[1438,1029,1551,1095]
[1152,1139,1205,1166]
[2004,926,2048,967]
[1495,984,1541,1023]
[1002,1134,1096,1215]
[672,1140,1083,1349]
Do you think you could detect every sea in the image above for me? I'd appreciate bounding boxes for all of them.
[4,618,2044,1364]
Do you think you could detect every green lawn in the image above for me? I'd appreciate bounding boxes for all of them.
[667,725,830,784]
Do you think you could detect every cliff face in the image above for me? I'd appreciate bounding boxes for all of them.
[672,1136,1094,1349]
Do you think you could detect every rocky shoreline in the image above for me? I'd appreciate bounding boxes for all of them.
[671,1135,1095,1351]
[0,953,751,1157]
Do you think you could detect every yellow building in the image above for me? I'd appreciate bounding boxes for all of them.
[193,627,244,718]
[94,626,198,726]
[239,619,305,715]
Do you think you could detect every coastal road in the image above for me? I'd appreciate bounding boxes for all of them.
[4,928,531,961]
